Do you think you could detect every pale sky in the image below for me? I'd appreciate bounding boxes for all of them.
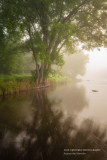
[83,48,107,80]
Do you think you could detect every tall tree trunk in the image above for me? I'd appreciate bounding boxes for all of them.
[31,50,40,85]
[39,63,44,85]
[27,25,40,84]
[35,63,39,85]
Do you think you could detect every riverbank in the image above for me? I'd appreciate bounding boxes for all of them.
[0,74,70,97]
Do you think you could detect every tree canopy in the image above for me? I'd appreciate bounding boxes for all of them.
[0,0,107,83]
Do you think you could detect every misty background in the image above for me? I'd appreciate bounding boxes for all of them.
[61,47,107,81]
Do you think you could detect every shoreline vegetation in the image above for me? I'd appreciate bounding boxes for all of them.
[0,74,70,97]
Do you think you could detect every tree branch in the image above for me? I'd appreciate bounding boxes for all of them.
[57,40,66,53]
[27,25,38,65]
[57,1,64,22]
[50,35,61,56]
[79,11,102,22]
[39,1,48,45]
[62,0,89,23]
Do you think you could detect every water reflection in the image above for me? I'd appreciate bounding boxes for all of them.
[0,86,107,160]
[49,83,89,116]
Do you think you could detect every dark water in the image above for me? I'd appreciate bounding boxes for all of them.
[0,81,107,160]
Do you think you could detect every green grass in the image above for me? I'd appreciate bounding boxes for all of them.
[0,74,32,82]
[48,74,71,82]
[0,74,35,96]
[0,74,71,96]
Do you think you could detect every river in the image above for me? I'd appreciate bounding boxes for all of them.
[0,80,107,160]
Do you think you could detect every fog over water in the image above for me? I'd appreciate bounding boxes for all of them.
[82,48,107,81]
[62,52,89,79]
[62,48,107,81]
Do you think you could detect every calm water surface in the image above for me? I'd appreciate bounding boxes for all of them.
[0,80,107,160]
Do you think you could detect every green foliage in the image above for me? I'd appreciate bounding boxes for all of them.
[0,31,35,74]
[0,0,107,81]
[48,73,70,82]
[53,52,64,66]
[0,53,24,74]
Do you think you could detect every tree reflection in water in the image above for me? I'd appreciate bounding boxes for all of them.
[0,88,107,160]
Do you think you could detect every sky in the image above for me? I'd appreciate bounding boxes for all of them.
[83,48,107,81]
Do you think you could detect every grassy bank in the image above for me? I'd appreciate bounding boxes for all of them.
[0,74,71,96]
[0,74,35,96]
[48,74,70,83]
